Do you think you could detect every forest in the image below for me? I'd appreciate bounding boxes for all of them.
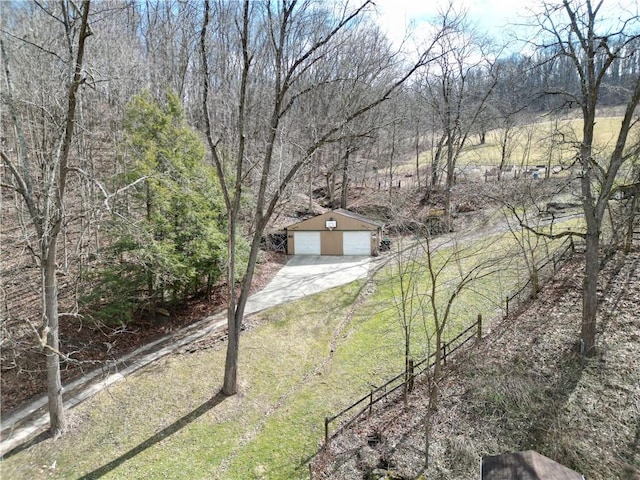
[1,0,639,478]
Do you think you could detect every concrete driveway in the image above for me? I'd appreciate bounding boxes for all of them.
[0,255,378,457]
[245,255,375,314]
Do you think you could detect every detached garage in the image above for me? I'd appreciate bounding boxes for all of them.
[286,209,384,256]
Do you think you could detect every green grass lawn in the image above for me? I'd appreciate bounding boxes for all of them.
[1,225,576,480]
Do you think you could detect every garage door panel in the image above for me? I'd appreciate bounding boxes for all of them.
[294,232,321,255]
[343,231,371,255]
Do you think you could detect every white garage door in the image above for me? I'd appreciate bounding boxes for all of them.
[343,231,371,256]
[294,231,321,255]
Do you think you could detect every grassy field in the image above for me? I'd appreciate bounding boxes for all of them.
[312,250,640,479]
[406,116,629,171]
[1,222,576,479]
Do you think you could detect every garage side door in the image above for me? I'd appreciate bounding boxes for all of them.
[293,231,321,255]
[343,231,371,256]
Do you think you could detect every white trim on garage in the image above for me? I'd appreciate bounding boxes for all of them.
[293,231,321,255]
[342,231,371,256]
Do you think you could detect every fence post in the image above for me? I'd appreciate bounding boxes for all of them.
[505,295,509,318]
[324,417,329,447]
[442,344,447,366]
[368,389,374,416]
[408,358,415,393]
[477,313,482,341]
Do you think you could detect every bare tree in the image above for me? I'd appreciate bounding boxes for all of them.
[416,233,503,408]
[499,182,563,299]
[415,5,497,223]
[488,58,537,180]
[531,0,640,355]
[1,0,92,437]
[386,217,505,468]
[388,235,430,408]
[199,0,448,396]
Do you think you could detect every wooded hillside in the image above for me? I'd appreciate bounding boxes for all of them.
[1,0,639,452]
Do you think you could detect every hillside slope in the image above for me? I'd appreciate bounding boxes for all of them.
[312,250,640,480]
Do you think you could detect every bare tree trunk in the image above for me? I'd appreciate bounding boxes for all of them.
[415,124,421,188]
[223,223,262,395]
[1,0,92,437]
[497,128,511,182]
[581,226,599,355]
[43,242,65,437]
[326,171,335,208]
[389,123,396,197]
[444,142,455,228]
[223,316,239,394]
[403,330,410,408]
[624,192,638,254]
[222,206,239,394]
[340,148,349,209]
[307,164,315,212]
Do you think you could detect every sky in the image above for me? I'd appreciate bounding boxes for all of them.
[374,0,640,51]
[374,0,532,47]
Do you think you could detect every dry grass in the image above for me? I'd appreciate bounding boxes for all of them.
[312,250,640,480]
[448,116,630,168]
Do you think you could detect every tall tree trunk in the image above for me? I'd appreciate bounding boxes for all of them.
[415,124,421,188]
[581,226,599,355]
[43,241,65,438]
[389,124,396,198]
[222,211,239,395]
[498,130,508,181]
[624,192,638,254]
[431,134,445,189]
[429,328,442,410]
[222,224,262,395]
[340,149,349,209]
[223,320,239,394]
[444,142,455,229]
[326,171,335,208]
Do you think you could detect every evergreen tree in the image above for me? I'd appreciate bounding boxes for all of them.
[83,91,236,324]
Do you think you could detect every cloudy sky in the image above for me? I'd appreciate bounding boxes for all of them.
[374,0,531,44]
[374,0,640,50]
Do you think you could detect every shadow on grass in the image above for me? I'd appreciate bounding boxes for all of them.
[78,390,227,479]
[2,429,52,459]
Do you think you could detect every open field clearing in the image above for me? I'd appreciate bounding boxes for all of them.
[1,220,576,480]
[381,116,631,174]
[455,116,629,168]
